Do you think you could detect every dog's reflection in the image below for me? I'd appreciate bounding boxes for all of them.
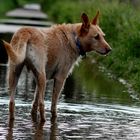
[6,116,59,140]
[32,120,45,140]
[6,119,14,140]
[50,117,58,140]
[32,116,59,140]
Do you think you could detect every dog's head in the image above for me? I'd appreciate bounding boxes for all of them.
[78,11,111,55]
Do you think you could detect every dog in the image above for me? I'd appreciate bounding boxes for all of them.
[1,11,111,122]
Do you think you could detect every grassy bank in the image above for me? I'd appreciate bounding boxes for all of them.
[42,0,140,92]
[0,0,17,17]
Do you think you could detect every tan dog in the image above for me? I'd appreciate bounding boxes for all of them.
[2,11,111,122]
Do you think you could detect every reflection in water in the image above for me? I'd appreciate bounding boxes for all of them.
[50,117,59,140]
[32,121,45,140]
[6,116,59,140]
[71,57,138,105]
[1,59,140,139]
[6,119,14,140]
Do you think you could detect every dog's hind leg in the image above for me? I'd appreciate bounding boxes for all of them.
[8,62,24,120]
[31,71,46,122]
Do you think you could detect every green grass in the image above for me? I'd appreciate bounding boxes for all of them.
[17,0,38,6]
[0,0,16,17]
[43,0,140,92]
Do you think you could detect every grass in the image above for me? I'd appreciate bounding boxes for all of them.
[0,0,17,17]
[42,0,140,92]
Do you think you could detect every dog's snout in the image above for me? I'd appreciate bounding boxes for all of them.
[105,44,112,54]
[106,47,112,53]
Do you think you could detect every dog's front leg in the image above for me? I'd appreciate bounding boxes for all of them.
[51,75,66,118]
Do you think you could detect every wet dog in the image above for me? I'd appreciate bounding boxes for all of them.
[2,11,111,122]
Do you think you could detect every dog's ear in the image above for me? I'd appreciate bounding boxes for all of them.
[92,11,100,25]
[80,13,90,36]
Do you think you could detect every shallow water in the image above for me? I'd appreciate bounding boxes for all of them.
[0,63,140,140]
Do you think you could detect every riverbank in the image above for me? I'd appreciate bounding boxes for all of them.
[42,0,140,93]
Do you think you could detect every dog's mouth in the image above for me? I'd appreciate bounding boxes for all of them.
[95,48,112,55]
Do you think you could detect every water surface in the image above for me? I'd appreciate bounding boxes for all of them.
[0,62,140,140]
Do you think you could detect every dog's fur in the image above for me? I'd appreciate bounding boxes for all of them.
[2,12,111,121]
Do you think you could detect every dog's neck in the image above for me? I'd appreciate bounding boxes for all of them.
[59,23,86,58]
[51,23,86,58]
[72,32,86,58]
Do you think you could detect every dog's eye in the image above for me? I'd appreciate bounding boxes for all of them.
[94,34,100,40]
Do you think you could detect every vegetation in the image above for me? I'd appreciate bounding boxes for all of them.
[0,0,17,17]
[42,0,140,92]
[1,0,140,93]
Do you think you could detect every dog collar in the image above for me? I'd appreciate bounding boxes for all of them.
[73,32,86,58]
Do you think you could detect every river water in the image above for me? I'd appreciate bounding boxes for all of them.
[0,59,140,140]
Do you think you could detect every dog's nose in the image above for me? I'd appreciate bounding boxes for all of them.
[106,46,112,53]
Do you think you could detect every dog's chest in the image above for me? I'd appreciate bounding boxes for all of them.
[46,55,81,80]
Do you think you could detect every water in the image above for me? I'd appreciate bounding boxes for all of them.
[0,60,140,140]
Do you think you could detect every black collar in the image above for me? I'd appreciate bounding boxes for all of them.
[73,32,86,58]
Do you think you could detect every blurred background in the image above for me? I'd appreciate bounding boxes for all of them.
[0,0,140,93]
[1,1,140,139]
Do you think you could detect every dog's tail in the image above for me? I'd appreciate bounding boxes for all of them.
[0,40,26,64]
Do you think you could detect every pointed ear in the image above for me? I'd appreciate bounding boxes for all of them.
[80,13,90,36]
[92,11,100,25]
